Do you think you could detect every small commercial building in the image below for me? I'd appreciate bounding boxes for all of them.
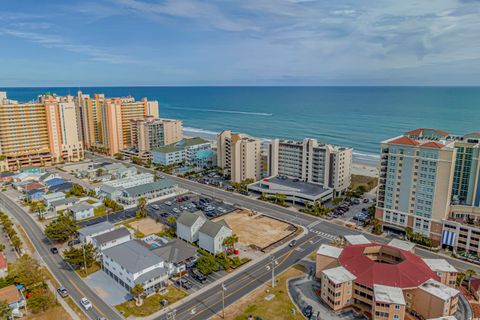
[248,176,334,205]
[68,203,95,221]
[103,172,154,189]
[78,221,116,243]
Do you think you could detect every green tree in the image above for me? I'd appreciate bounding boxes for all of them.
[87,189,97,198]
[63,243,98,269]
[196,255,218,276]
[0,244,5,252]
[131,284,144,306]
[372,218,382,235]
[8,255,45,288]
[66,183,86,197]
[44,215,78,242]
[404,227,413,241]
[27,288,55,313]
[166,216,176,226]
[332,197,343,206]
[114,153,124,160]
[132,157,143,165]
[223,234,239,251]
[0,300,12,319]
[10,235,22,251]
[457,271,466,287]
[215,253,231,271]
[138,197,147,211]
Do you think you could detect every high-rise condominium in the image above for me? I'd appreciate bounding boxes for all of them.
[130,116,183,154]
[216,130,262,183]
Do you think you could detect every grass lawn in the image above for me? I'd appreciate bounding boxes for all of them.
[115,286,188,317]
[25,304,72,320]
[75,262,101,278]
[85,199,97,204]
[93,205,107,217]
[212,265,306,320]
[349,174,378,192]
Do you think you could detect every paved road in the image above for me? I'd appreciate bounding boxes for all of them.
[0,193,123,320]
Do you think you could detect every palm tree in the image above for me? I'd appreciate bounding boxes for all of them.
[223,234,239,252]
[131,284,145,306]
[404,227,413,241]
[138,197,147,211]
[457,271,467,288]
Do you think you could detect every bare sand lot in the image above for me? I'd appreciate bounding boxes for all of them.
[128,217,166,235]
[214,209,296,249]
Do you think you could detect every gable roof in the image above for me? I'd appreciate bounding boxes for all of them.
[50,197,79,207]
[0,285,20,304]
[122,180,176,197]
[177,210,206,227]
[199,219,231,238]
[149,239,197,264]
[103,240,162,273]
[78,221,114,237]
[69,203,94,213]
[388,136,420,146]
[92,227,131,245]
[421,141,445,149]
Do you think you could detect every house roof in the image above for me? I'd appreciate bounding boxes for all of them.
[323,266,356,284]
[387,136,420,146]
[49,182,73,193]
[134,266,167,285]
[373,284,405,305]
[422,259,457,273]
[419,279,459,301]
[45,178,65,187]
[50,197,79,207]
[317,244,343,258]
[0,172,15,178]
[338,243,439,288]
[103,240,163,274]
[122,180,176,197]
[405,128,449,136]
[199,219,231,238]
[465,132,480,138]
[92,227,130,245]
[0,285,20,304]
[177,210,206,228]
[421,141,445,149]
[149,239,197,264]
[344,235,370,245]
[39,173,54,182]
[152,137,209,153]
[27,189,45,196]
[0,253,7,270]
[69,203,94,213]
[24,182,45,191]
[387,239,416,252]
[78,221,114,237]
[44,192,66,200]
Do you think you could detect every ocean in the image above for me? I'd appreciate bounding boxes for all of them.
[2,86,480,166]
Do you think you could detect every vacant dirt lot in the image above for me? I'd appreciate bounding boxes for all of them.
[128,217,166,235]
[214,209,295,249]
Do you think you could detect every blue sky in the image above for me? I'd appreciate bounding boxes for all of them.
[1,0,480,86]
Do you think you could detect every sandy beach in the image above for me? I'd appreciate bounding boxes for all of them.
[352,162,379,177]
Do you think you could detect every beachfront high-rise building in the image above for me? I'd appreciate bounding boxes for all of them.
[130,116,183,154]
[75,91,159,156]
[216,130,262,183]
[0,92,84,170]
[268,138,352,196]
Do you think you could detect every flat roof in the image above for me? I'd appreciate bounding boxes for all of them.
[387,239,416,251]
[323,266,356,284]
[122,180,176,197]
[428,317,458,320]
[344,235,371,245]
[422,259,457,273]
[373,284,405,305]
[419,279,459,301]
[250,176,331,197]
[317,244,343,258]
[79,221,114,237]
[153,137,209,153]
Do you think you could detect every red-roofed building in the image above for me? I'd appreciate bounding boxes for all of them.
[0,253,7,278]
[316,241,459,320]
[421,141,445,149]
[405,128,449,138]
[387,136,420,146]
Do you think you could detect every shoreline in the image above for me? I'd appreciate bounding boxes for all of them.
[184,131,379,178]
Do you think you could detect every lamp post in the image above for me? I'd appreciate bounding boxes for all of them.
[221,283,227,319]
[266,256,279,288]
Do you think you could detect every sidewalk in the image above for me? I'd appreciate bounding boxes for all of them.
[47,281,81,320]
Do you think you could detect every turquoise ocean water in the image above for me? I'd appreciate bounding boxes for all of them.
[2,86,479,165]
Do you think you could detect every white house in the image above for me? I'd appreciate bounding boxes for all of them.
[103,172,154,189]
[151,137,212,167]
[48,197,79,213]
[68,203,95,221]
[43,192,66,207]
[176,211,207,243]
[96,185,123,201]
[198,220,232,255]
[78,221,116,243]
[102,240,168,294]
[91,227,132,251]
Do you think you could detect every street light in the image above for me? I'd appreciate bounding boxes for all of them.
[166,308,177,320]
[266,256,279,288]
[221,283,227,319]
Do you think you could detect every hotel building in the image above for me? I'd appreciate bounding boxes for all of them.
[268,138,352,196]
[216,130,262,183]
[0,92,84,170]
[75,91,159,156]
[316,238,459,320]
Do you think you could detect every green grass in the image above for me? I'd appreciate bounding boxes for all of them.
[349,174,378,192]
[115,286,188,317]
[93,205,107,217]
[75,262,101,278]
[85,199,97,204]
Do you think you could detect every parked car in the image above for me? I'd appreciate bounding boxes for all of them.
[177,278,193,290]
[50,247,59,254]
[151,204,160,210]
[80,297,92,310]
[303,305,313,318]
[165,201,172,206]
[68,239,81,246]
[289,240,297,247]
[173,208,180,213]
[190,269,207,283]
[363,198,370,203]
[57,287,69,298]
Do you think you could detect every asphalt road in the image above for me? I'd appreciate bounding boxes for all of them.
[0,192,123,320]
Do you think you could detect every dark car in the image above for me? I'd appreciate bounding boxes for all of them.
[176,278,193,290]
[57,287,69,298]
[68,239,81,246]
[190,269,207,283]
[289,239,297,247]
[50,247,59,254]
[303,305,313,318]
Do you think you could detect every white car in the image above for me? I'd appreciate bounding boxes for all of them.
[80,297,92,310]
[165,201,172,206]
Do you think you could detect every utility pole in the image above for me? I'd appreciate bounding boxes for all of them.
[83,244,87,274]
[221,283,227,319]
[266,256,279,288]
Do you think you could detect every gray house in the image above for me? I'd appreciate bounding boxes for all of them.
[91,227,132,251]
[176,211,207,243]
[78,221,115,243]
[198,220,232,255]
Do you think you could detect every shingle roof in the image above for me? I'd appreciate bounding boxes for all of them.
[69,203,94,213]
[50,197,79,207]
[122,180,176,197]
[177,210,206,228]
[78,221,114,237]
[149,239,197,264]
[92,227,131,245]
[103,240,163,274]
[134,266,167,285]
[199,219,231,238]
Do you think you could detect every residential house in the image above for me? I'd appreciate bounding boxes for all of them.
[68,203,95,221]
[78,221,116,243]
[0,172,15,183]
[96,184,123,201]
[48,197,79,213]
[198,220,232,255]
[38,172,57,183]
[0,253,7,278]
[148,238,198,275]
[27,189,46,202]
[102,240,168,294]
[0,285,25,317]
[118,180,178,205]
[22,182,45,193]
[91,227,132,251]
[45,178,66,188]
[176,211,207,243]
[43,192,66,207]
[48,182,73,193]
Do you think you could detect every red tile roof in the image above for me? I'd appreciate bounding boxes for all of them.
[421,141,445,149]
[0,254,6,270]
[388,136,420,146]
[465,132,480,137]
[338,244,439,288]
[470,278,480,292]
[405,128,449,136]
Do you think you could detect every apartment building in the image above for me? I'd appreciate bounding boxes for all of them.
[151,137,213,167]
[0,92,84,170]
[216,130,262,183]
[316,240,459,320]
[268,138,352,196]
[75,91,159,155]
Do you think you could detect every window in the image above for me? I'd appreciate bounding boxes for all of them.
[394,315,400,319]
[394,305,400,310]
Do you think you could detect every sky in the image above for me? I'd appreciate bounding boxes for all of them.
[1,0,480,86]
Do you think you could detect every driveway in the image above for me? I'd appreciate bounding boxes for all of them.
[84,270,131,306]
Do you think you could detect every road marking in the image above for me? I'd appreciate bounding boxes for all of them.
[306,220,323,229]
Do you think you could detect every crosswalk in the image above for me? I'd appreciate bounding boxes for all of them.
[306,219,323,229]
[310,229,339,242]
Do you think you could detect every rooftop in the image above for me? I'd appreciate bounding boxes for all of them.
[122,180,176,197]
[153,137,209,153]
[148,239,197,264]
[344,235,371,245]
[405,128,449,137]
[387,239,416,252]
[199,219,231,238]
[69,203,94,213]
[78,221,114,237]
[373,284,405,305]
[0,285,20,304]
[92,227,131,245]
[323,266,356,284]
[422,259,457,273]
[103,240,163,274]
[50,197,79,207]
[177,210,206,228]
[251,176,331,197]
[419,279,459,301]
[317,244,343,258]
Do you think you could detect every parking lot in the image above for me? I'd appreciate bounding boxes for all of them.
[172,268,228,294]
